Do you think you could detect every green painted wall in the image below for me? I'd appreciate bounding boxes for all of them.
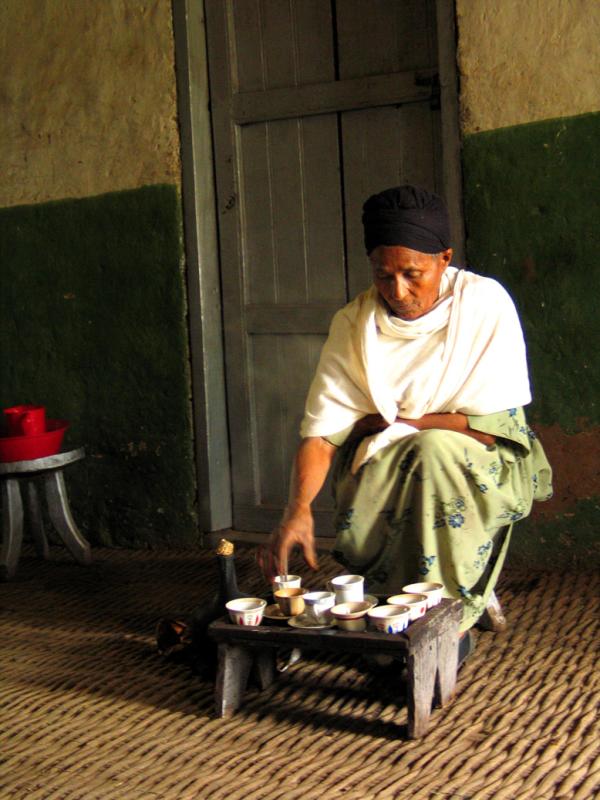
[462,111,600,569]
[0,184,198,547]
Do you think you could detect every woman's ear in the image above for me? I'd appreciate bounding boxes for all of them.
[440,248,453,267]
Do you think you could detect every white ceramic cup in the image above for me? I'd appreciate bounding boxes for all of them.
[387,593,429,621]
[225,598,267,626]
[367,604,411,634]
[304,591,336,623]
[273,574,302,590]
[402,582,444,608]
[328,574,364,603]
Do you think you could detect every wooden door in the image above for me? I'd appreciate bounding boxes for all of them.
[205,0,453,535]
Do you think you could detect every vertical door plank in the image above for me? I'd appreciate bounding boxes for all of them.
[305,334,336,512]
[301,115,346,304]
[336,0,442,300]
[251,332,331,509]
[251,334,288,505]
[336,0,404,78]
[268,118,308,304]
[400,104,439,193]
[294,0,335,84]
[260,0,297,89]
[335,0,437,79]
[242,116,346,307]
[279,334,316,496]
[240,123,277,305]
[231,0,264,92]
[342,104,442,298]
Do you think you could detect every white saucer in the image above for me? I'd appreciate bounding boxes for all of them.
[288,614,336,630]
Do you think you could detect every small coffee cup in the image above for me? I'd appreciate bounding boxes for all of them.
[402,582,444,608]
[368,604,411,634]
[304,591,336,624]
[328,574,364,603]
[274,587,306,617]
[387,593,429,621]
[273,574,302,591]
[226,597,267,626]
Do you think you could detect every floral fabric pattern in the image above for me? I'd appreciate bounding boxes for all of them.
[331,408,553,631]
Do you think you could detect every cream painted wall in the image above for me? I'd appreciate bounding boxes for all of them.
[0,0,181,208]
[456,0,600,133]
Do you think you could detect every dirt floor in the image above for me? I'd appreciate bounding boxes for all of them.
[0,543,598,800]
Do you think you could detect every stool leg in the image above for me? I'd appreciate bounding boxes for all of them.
[434,605,462,708]
[254,649,277,690]
[1,478,24,581]
[406,631,437,739]
[215,643,253,718]
[44,471,92,565]
[25,480,49,560]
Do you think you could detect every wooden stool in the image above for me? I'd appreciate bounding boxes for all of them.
[0,448,91,581]
[208,598,462,738]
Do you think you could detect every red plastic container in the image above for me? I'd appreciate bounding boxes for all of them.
[0,420,69,463]
[4,404,46,436]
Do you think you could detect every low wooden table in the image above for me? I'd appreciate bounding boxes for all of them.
[208,598,462,738]
[0,448,92,580]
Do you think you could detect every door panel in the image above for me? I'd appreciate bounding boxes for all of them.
[336,0,437,77]
[239,116,345,306]
[205,0,446,534]
[342,103,442,297]
[231,0,335,90]
[251,333,327,506]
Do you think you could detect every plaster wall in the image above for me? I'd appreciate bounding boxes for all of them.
[456,2,600,568]
[0,1,197,546]
[0,0,181,207]
[456,0,600,133]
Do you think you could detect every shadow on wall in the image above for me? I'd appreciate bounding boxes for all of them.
[462,111,600,570]
[0,185,198,547]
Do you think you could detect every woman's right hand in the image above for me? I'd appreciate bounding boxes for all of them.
[257,436,335,581]
[258,502,318,580]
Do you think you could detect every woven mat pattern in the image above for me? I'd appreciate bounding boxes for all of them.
[1,545,598,800]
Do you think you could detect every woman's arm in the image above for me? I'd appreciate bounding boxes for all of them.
[261,436,337,578]
[396,412,496,446]
[348,411,496,446]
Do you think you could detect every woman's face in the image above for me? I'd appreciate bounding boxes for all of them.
[370,245,453,320]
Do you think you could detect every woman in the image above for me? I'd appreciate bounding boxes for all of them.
[263,186,552,633]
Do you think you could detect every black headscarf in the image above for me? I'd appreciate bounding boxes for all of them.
[362,185,451,255]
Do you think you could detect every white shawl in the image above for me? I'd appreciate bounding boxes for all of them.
[300,268,531,470]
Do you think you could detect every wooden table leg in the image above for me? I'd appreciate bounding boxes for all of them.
[254,648,276,690]
[215,642,253,718]
[44,471,92,565]
[25,480,49,560]
[434,605,461,708]
[406,630,438,738]
[0,478,24,581]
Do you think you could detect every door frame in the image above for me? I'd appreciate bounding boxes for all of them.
[172,0,232,532]
[172,0,465,534]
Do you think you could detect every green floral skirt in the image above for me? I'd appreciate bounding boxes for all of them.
[331,429,552,631]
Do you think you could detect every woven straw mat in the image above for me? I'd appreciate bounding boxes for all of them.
[1,544,598,800]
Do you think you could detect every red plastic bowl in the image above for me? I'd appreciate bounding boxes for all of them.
[0,420,69,463]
